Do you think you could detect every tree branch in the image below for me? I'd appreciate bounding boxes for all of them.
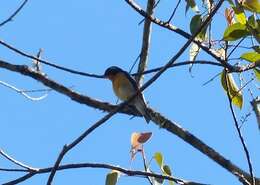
[0,149,38,172]
[136,0,155,86]
[0,80,48,101]
[4,162,209,185]
[0,0,28,27]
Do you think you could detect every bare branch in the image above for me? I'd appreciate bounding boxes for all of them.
[167,0,181,23]
[136,0,155,86]
[3,162,210,185]
[0,0,28,27]
[0,80,48,101]
[0,149,38,172]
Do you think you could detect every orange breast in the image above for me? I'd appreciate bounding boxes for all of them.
[112,73,135,101]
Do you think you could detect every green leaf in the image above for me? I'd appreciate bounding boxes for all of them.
[162,165,174,185]
[254,68,260,81]
[242,0,260,13]
[185,0,199,13]
[105,171,119,185]
[162,165,172,176]
[190,14,208,40]
[233,7,246,24]
[154,152,164,168]
[240,51,260,63]
[190,14,202,35]
[223,23,249,41]
[221,70,243,109]
[248,15,257,29]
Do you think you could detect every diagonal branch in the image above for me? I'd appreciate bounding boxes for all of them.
[136,0,155,86]
[0,0,28,27]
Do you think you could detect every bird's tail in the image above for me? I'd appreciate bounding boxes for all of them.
[134,97,151,123]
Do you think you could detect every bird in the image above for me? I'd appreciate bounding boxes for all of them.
[104,66,151,123]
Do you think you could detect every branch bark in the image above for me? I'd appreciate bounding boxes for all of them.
[136,0,155,86]
[3,162,209,185]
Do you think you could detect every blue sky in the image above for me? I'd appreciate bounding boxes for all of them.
[0,0,259,185]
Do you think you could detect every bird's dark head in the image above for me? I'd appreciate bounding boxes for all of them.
[104,66,123,80]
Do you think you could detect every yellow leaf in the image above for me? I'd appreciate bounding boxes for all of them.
[154,152,164,168]
[221,70,243,109]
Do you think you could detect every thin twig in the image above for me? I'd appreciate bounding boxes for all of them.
[0,0,28,27]
[0,149,38,172]
[167,0,181,23]
[0,40,104,78]
[227,38,245,59]
[202,72,222,86]
[141,147,153,185]
[0,80,48,101]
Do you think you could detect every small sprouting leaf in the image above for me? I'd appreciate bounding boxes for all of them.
[131,132,152,149]
[254,68,260,81]
[105,171,119,185]
[233,7,246,24]
[221,70,243,109]
[154,152,164,168]
[185,0,199,13]
[137,132,152,143]
[241,0,260,13]
[223,22,249,41]
[130,132,152,160]
[225,8,235,26]
[240,51,260,63]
